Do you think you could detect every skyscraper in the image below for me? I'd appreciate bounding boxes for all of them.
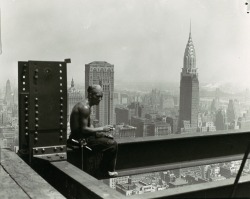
[178,26,199,132]
[85,61,114,126]
[227,99,240,124]
[67,78,83,118]
[4,79,12,105]
[215,109,227,131]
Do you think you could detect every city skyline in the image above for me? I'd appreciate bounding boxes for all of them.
[1,2,250,197]
[1,0,250,143]
[0,0,250,90]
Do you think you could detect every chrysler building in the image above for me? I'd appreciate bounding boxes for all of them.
[178,25,199,132]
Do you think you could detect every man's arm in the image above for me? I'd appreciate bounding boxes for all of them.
[83,126,113,135]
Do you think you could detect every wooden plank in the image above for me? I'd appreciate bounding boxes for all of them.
[1,149,65,199]
[0,165,29,199]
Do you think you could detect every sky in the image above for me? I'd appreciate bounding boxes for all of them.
[0,0,250,90]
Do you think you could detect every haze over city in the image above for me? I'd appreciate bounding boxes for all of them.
[0,0,250,92]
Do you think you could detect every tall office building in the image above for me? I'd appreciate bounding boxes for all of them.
[178,26,199,132]
[215,109,227,131]
[67,78,83,118]
[4,79,12,105]
[227,99,240,124]
[85,61,114,126]
[211,98,220,112]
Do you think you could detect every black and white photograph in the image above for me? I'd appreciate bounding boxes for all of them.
[0,0,250,198]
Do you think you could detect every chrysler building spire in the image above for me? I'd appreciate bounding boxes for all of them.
[189,19,191,37]
[183,22,197,75]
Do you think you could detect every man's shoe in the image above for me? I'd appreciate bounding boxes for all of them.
[108,171,118,177]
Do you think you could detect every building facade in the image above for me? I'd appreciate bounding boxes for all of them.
[178,27,199,132]
[85,61,114,126]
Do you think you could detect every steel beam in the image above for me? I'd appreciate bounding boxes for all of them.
[116,130,250,171]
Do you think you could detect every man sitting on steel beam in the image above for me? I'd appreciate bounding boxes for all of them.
[68,84,118,177]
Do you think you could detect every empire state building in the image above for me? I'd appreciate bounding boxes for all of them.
[178,26,199,132]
